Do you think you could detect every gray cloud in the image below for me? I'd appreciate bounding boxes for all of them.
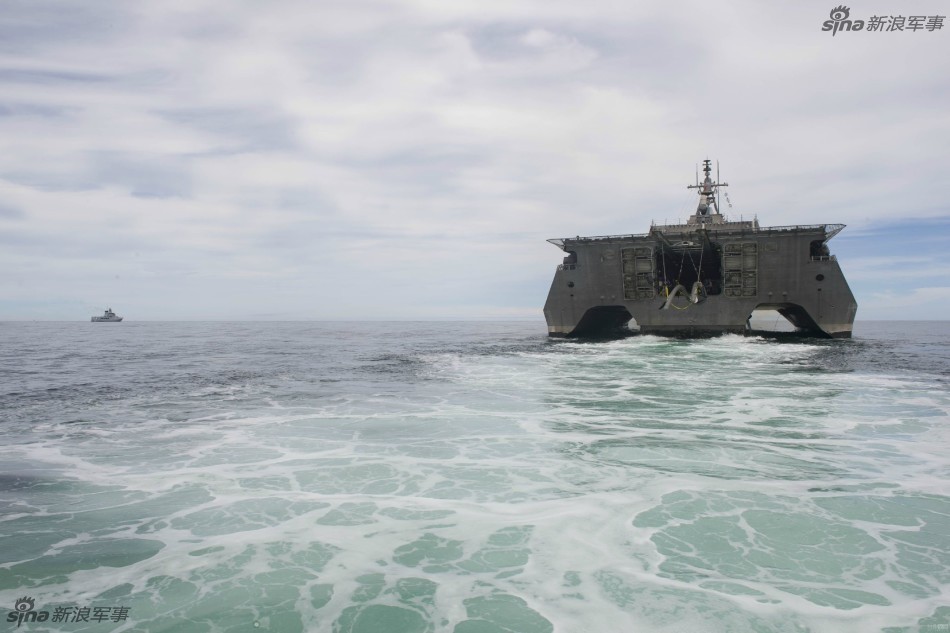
[0,0,947,319]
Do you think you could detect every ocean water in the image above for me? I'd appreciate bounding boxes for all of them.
[1,321,948,633]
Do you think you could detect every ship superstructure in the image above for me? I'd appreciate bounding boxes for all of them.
[91,308,123,322]
[543,160,857,338]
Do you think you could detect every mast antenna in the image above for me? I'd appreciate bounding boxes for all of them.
[717,161,721,215]
[687,158,728,218]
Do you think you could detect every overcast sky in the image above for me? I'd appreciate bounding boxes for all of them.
[1,0,947,321]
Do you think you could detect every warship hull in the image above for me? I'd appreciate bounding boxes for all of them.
[543,163,857,339]
[92,308,123,322]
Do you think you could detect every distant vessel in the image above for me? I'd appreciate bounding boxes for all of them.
[91,308,123,322]
[543,160,857,338]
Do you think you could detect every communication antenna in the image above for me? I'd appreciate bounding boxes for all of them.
[687,158,728,217]
[716,161,721,214]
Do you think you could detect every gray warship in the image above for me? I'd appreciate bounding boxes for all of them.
[91,308,123,322]
[543,160,857,338]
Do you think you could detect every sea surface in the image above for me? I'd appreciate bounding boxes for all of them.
[1,321,949,633]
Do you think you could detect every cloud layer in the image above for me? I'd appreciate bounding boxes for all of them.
[1,0,948,320]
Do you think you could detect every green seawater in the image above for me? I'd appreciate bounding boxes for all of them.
[1,321,948,632]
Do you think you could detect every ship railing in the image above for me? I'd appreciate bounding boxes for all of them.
[548,234,651,247]
[548,223,845,244]
[557,264,578,271]
[755,223,846,238]
[809,255,837,262]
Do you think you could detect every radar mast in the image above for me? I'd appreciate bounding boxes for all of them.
[687,159,729,220]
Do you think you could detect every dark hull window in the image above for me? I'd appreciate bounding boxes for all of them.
[654,243,723,296]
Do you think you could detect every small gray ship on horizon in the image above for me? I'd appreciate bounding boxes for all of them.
[91,308,123,322]
[543,160,857,338]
